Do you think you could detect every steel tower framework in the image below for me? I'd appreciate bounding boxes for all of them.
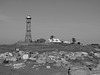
[25,15,32,43]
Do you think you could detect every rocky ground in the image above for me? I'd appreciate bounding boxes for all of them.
[0,43,100,75]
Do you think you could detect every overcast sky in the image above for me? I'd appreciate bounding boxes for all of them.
[0,0,100,44]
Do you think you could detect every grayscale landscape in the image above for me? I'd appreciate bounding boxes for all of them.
[0,0,100,75]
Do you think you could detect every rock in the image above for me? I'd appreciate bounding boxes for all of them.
[53,62,62,67]
[12,63,26,69]
[46,65,51,69]
[0,58,4,64]
[22,54,29,60]
[71,69,90,75]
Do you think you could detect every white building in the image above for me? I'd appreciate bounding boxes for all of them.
[48,38,61,43]
[63,41,71,44]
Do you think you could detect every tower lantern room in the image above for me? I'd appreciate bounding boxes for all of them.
[25,15,32,43]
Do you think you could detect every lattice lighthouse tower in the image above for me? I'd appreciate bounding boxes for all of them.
[25,15,32,43]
